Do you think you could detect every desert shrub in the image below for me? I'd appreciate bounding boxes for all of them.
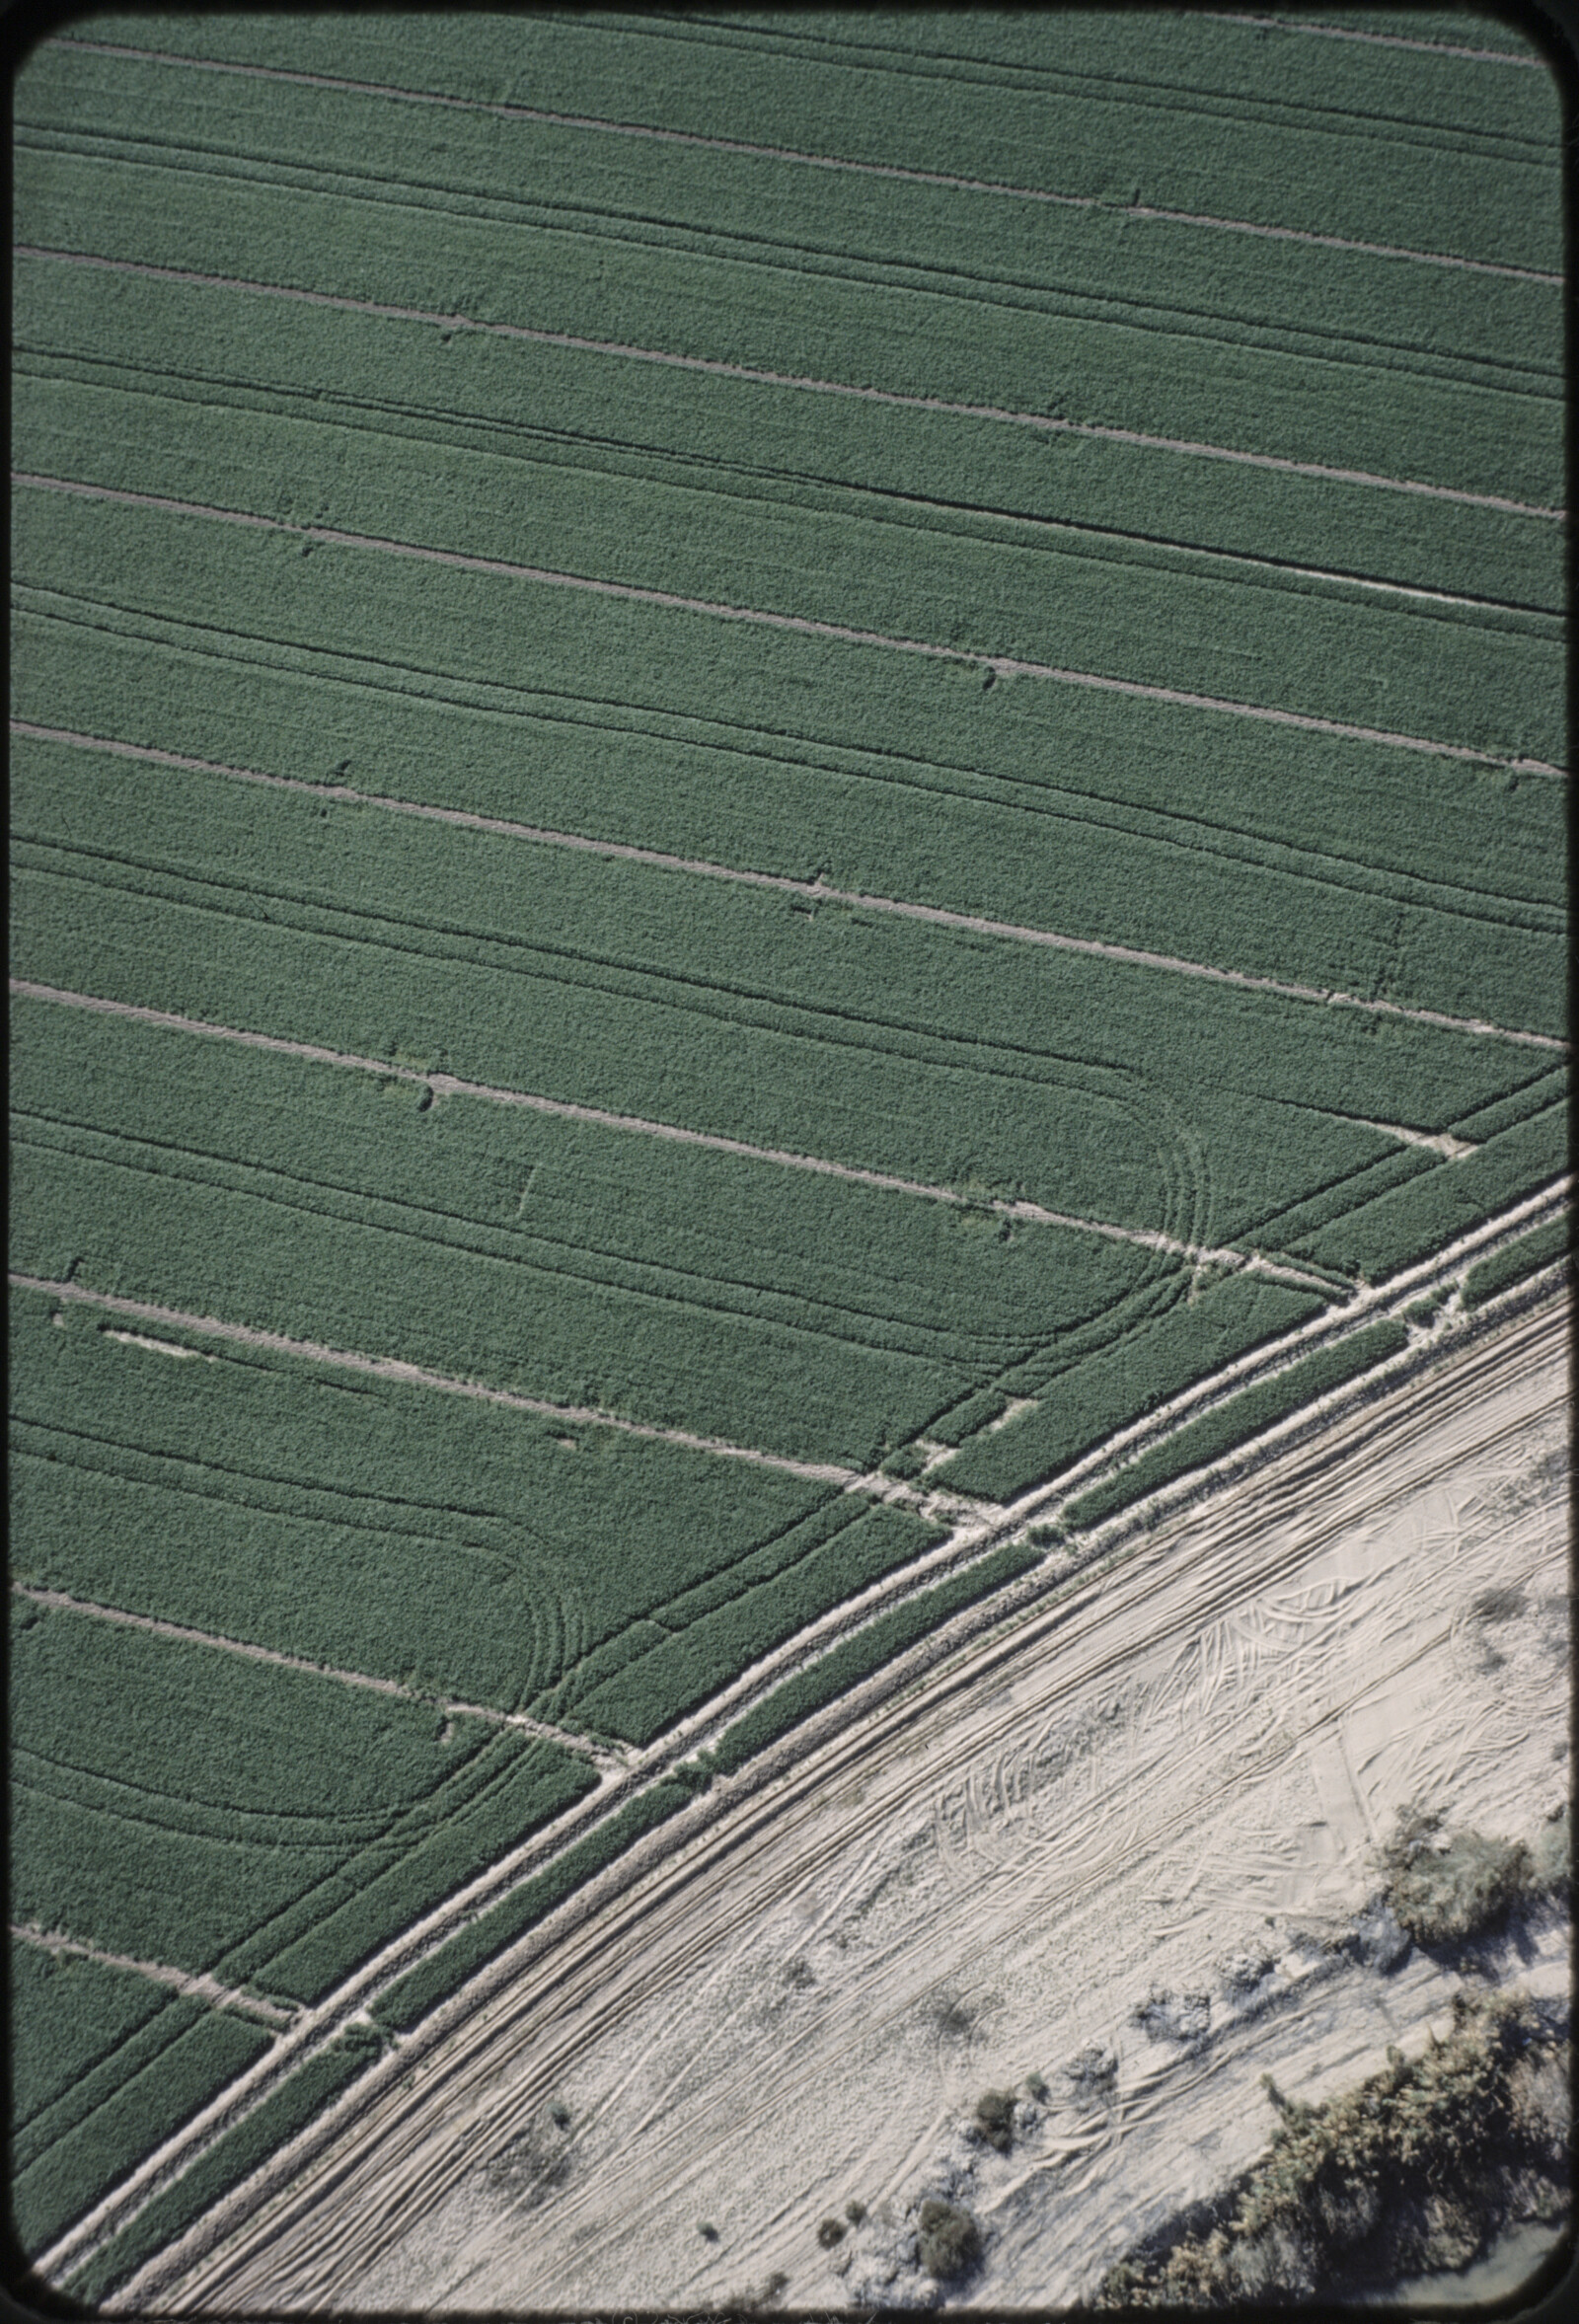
[917,2198,981,2281]
[974,2088,1017,2153]
[1377,1807,1531,1948]
[1528,1803,1569,1900]
[1093,1989,1563,2305]
[844,2198,866,2224]
[816,2215,846,2247]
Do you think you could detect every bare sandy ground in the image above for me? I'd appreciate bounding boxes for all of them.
[138,1290,1569,2313]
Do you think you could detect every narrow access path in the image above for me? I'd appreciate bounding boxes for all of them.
[18,250,1561,522]
[1208,11,1547,65]
[44,38,1560,285]
[13,725,1564,1053]
[10,1585,629,1772]
[10,1922,300,2029]
[6,1269,863,1485]
[14,475,1565,779]
[9,980,1349,1292]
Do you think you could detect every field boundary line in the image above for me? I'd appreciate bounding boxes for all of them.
[1206,11,1546,66]
[8,977,1344,1290]
[8,1584,628,1771]
[94,1263,1571,2312]
[18,248,1561,520]
[38,37,1561,285]
[1026,1249,1573,1562]
[12,723,1564,1052]
[15,473,1563,778]
[10,1921,300,2029]
[5,1268,862,1486]
[943,1174,1572,1524]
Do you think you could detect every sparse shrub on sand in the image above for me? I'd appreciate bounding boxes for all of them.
[974,2088,1017,2153]
[917,2197,982,2282]
[1376,1806,1532,1949]
[1530,1802,1570,1900]
[1093,1989,1567,2306]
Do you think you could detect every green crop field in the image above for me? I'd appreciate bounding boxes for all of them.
[8,6,1568,2301]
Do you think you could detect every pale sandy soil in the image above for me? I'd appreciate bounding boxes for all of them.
[138,1291,1569,2314]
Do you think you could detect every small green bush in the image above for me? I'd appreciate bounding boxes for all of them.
[1528,1802,1569,1899]
[974,2088,1017,2154]
[1378,1807,1531,1948]
[917,2198,981,2281]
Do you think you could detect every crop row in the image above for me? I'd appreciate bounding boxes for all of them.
[13,371,1563,768]
[11,994,1147,1417]
[10,1598,596,2009]
[938,1264,1322,1502]
[14,493,1566,949]
[1289,1095,1566,1284]
[1463,1210,1572,1309]
[1060,1315,1414,1532]
[11,747,1548,1201]
[13,1296,943,1749]
[41,11,1559,271]
[936,1079,1567,1509]
[14,488,1564,945]
[16,46,1561,391]
[9,1027,1009,1469]
[15,252,1564,614]
[13,142,1559,508]
[62,2025,384,2308]
[12,1953,272,2261]
[11,627,1564,1047]
[9,1292,830,1715]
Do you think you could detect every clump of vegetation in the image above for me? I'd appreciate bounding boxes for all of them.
[844,2198,867,2224]
[974,2087,1017,2153]
[1024,2070,1049,2101]
[698,2220,718,2242]
[1377,1806,1532,1948]
[1093,1989,1567,2306]
[1065,2042,1119,2089]
[816,2215,846,2248]
[1530,1802,1570,1899]
[880,1442,929,1481]
[917,2198,982,2282]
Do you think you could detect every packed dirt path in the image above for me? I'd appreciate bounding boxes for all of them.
[143,1291,1569,2313]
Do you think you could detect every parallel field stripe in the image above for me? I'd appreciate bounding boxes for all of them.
[6,359,1530,617]
[7,984,1342,1293]
[15,249,1562,522]
[8,1584,625,1770]
[1207,12,1547,65]
[11,722,1565,1054]
[12,474,1566,778]
[6,1271,863,1485]
[9,1921,299,2027]
[40,38,1561,283]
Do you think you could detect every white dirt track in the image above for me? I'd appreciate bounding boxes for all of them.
[134,1290,1569,2313]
